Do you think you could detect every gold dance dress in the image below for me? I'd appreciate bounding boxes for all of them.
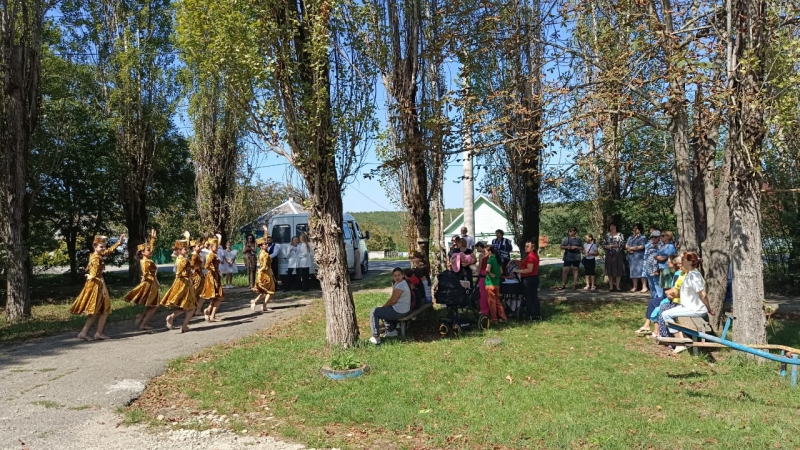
[160,255,197,310]
[123,237,159,307]
[69,240,122,315]
[253,250,276,295]
[198,251,223,300]
[190,253,204,293]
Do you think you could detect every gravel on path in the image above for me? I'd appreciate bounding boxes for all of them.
[0,287,314,450]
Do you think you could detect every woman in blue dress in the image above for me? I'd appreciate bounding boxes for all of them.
[625,223,647,292]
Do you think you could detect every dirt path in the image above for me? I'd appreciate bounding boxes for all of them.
[0,288,314,450]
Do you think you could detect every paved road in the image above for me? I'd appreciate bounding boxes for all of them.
[0,288,313,450]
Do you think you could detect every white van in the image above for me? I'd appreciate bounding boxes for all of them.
[267,213,370,277]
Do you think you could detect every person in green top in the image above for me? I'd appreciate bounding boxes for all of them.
[483,246,507,324]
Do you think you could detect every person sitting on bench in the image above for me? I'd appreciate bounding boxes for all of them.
[369,267,412,345]
[661,252,712,354]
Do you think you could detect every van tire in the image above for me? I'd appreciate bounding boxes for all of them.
[361,254,369,274]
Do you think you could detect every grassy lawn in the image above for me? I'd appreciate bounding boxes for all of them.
[127,291,800,449]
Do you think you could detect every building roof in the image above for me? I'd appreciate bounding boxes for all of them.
[443,194,509,235]
[239,198,308,235]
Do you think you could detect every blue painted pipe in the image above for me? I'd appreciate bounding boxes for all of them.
[781,351,787,377]
[721,316,732,340]
[667,321,800,366]
[793,355,798,387]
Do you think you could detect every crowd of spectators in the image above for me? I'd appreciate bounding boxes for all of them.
[369,221,710,351]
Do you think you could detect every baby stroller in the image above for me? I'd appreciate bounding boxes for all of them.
[434,270,489,337]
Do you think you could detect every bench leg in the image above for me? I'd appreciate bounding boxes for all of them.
[692,336,699,357]
[400,322,406,339]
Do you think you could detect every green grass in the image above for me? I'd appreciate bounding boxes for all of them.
[129,292,800,449]
[31,400,63,409]
[352,271,394,291]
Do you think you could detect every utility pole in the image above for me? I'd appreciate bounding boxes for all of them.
[462,77,475,241]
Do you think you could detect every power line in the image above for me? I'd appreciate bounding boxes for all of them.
[349,186,392,211]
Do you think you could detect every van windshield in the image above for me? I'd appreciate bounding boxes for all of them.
[271,224,292,244]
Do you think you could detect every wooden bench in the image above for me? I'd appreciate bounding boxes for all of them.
[398,303,433,338]
[657,316,714,356]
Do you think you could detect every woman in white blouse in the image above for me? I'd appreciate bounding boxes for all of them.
[661,252,713,353]
[297,233,312,291]
[284,236,299,291]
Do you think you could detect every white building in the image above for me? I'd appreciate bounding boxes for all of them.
[443,195,519,251]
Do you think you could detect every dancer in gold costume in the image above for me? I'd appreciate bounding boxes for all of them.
[123,229,160,330]
[70,233,126,341]
[161,239,197,333]
[251,225,277,313]
[198,236,224,322]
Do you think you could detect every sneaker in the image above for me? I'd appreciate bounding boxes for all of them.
[369,336,381,345]
[384,330,399,338]
[673,345,688,354]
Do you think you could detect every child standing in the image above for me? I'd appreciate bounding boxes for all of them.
[161,239,196,333]
[581,234,598,291]
[483,246,507,324]
[70,233,126,341]
[198,236,224,322]
[124,229,159,330]
[251,225,277,312]
[473,242,490,316]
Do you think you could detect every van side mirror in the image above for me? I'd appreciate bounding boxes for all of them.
[365,231,370,240]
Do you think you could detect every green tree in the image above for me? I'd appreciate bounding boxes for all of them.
[181,0,378,347]
[176,0,249,245]
[28,47,120,280]
[1,0,49,320]
[60,0,181,281]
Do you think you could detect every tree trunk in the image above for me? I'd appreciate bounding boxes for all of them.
[703,141,731,331]
[670,98,698,252]
[123,189,147,281]
[192,80,240,244]
[728,0,767,346]
[303,146,358,348]
[730,175,766,345]
[601,115,622,228]
[380,0,429,262]
[66,229,79,282]
[1,0,46,322]
[408,150,430,260]
[306,177,358,348]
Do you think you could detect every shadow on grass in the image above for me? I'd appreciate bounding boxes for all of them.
[667,371,709,379]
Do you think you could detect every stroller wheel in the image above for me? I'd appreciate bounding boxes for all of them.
[453,323,461,338]
[439,323,450,336]
[479,315,490,331]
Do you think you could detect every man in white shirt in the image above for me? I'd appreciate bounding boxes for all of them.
[460,227,474,250]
